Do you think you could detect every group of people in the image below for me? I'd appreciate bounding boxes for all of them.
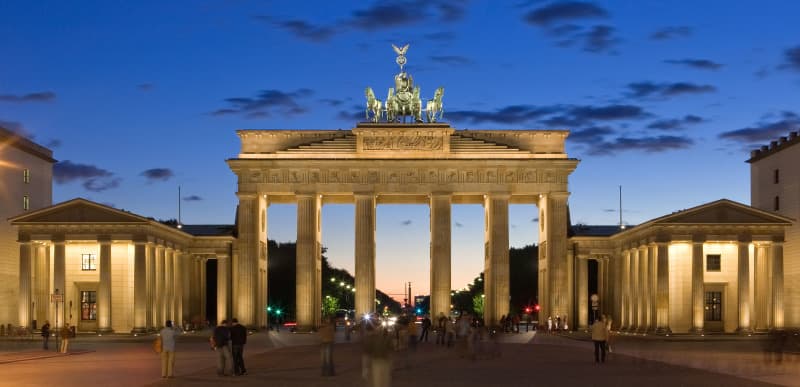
[38,320,74,353]
[545,315,569,332]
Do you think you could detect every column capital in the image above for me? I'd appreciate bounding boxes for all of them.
[353,192,377,199]
[484,192,511,200]
[98,236,112,245]
[544,191,570,200]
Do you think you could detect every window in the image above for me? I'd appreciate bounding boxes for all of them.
[704,291,722,321]
[774,169,780,184]
[80,291,97,321]
[23,195,29,210]
[81,253,97,271]
[23,168,30,183]
[775,196,780,211]
[706,254,721,271]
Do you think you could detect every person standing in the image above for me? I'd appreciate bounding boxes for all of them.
[41,321,50,350]
[319,317,336,376]
[159,320,180,378]
[436,313,448,346]
[419,315,431,342]
[212,319,233,376]
[230,318,248,376]
[591,316,608,363]
[59,322,71,353]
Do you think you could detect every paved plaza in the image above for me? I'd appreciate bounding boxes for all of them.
[1,329,798,387]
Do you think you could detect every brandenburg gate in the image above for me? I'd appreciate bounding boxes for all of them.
[226,46,579,330]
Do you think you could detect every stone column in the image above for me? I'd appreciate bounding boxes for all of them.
[200,258,207,324]
[736,240,751,333]
[132,242,147,333]
[235,193,263,328]
[629,248,638,331]
[174,251,184,327]
[165,248,175,322]
[296,194,321,331]
[355,194,377,319]
[542,192,569,322]
[34,244,50,326]
[648,244,657,332]
[429,193,451,322]
[577,257,588,329]
[146,243,155,330]
[217,255,230,323]
[53,239,65,328]
[691,240,704,334]
[771,242,784,329]
[619,250,629,330]
[18,240,32,327]
[97,239,113,332]
[597,258,605,317]
[155,245,165,327]
[484,193,510,327]
[638,245,648,332]
[655,242,670,334]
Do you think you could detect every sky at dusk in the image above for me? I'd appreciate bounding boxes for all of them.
[3,1,800,300]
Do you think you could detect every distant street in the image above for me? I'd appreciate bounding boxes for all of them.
[1,329,797,387]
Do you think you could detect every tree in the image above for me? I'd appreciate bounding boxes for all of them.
[472,294,484,318]
[322,296,339,318]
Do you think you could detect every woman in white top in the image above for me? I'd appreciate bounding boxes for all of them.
[159,320,180,378]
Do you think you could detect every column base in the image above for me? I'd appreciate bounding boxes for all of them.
[690,327,705,335]
[655,327,672,336]
[735,327,753,335]
[98,327,114,334]
[130,327,148,335]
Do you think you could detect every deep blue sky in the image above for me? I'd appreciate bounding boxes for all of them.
[3,1,800,298]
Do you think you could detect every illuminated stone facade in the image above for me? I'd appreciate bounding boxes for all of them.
[10,199,234,332]
[569,200,791,333]
[749,131,800,327]
[0,127,54,327]
[228,123,579,330]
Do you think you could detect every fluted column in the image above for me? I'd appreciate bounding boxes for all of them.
[597,258,605,317]
[629,248,638,331]
[199,258,207,324]
[18,240,32,327]
[430,193,451,322]
[165,248,175,323]
[736,240,751,333]
[355,194,377,319]
[577,257,588,329]
[754,244,768,331]
[132,242,147,333]
[155,245,165,327]
[638,245,648,332]
[33,244,50,326]
[296,193,321,331]
[655,242,671,334]
[620,250,629,330]
[97,239,113,332]
[53,239,65,328]
[146,243,155,330]
[174,251,184,326]
[235,193,263,328]
[691,240,704,334]
[648,244,657,332]
[542,192,569,323]
[771,242,784,329]
[217,254,230,323]
[484,193,510,327]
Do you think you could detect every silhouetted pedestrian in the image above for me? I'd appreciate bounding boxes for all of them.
[419,316,431,342]
[212,319,233,376]
[230,318,247,376]
[320,317,336,376]
[41,321,50,350]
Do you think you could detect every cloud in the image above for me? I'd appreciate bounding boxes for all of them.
[424,31,456,42]
[140,168,174,182]
[84,177,122,192]
[259,17,337,42]
[626,82,716,98]
[429,55,473,66]
[587,135,694,155]
[0,91,56,103]
[448,105,558,124]
[183,195,203,201]
[577,25,619,53]
[454,221,463,228]
[213,88,313,118]
[779,46,800,71]
[718,111,800,143]
[531,217,539,223]
[400,219,412,226]
[646,115,705,131]
[137,83,154,91]
[54,160,121,192]
[542,104,650,126]
[523,1,608,25]
[650,26,691,40]
[568,126,615,144]
[336,106,365,122]
[664,59,723,70]
[320,98,346,107]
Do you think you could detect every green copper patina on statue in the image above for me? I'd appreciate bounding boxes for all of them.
[363,44,444,124]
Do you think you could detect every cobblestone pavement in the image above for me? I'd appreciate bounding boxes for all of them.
[1,329,797,387]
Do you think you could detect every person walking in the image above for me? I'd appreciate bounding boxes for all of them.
[212,319,233,376]
[419,315,431,342]
[436,313,448,346]
[41,320,50,350]
[59,322,72,353]
[591,316,608,364]
[319,316,336,376]
[159,320,180,378]
[230,318,248,376]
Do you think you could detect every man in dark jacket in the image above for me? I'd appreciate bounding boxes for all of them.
[212,319,233,376]
[230,318,248,376]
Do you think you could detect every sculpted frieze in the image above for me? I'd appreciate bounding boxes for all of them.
[362,135,443,151]
[240,167,564,186]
